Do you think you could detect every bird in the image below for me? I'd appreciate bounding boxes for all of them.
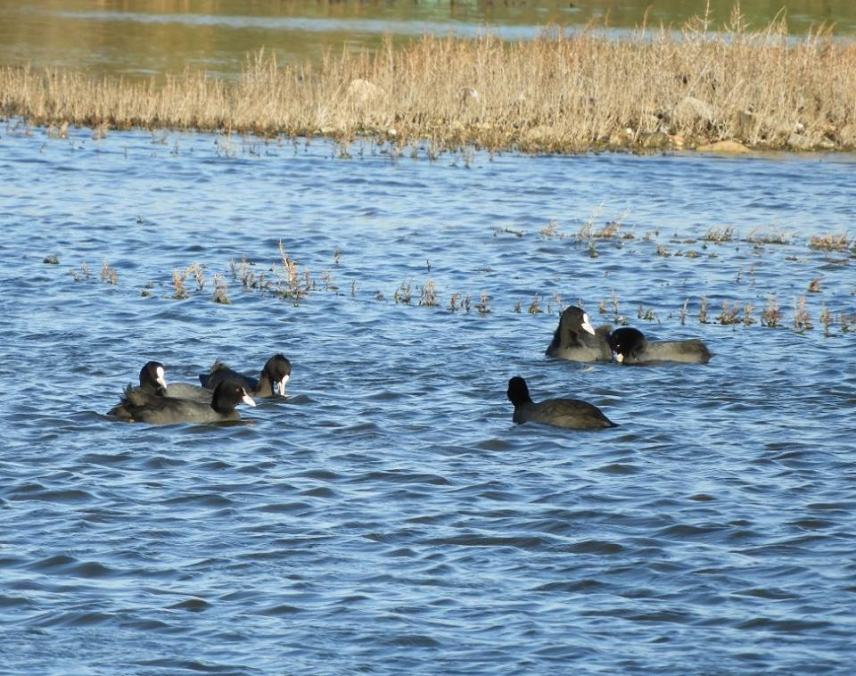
[132,360,211,402]
[545,306,612,362]
[199,353,291,398]
[608,327,711,364]
[506,376,617,430]
[108,379,256,424]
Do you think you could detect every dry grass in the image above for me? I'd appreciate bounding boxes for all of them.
[793,295,813,331]
[394,281,412,304]
[172,269,188,299]
[808,232,851,251]
[717,301,741,325]
[704,226,735,243]
[698,296,710,324]
[418,280,438,307]
[3,9,855,154]
[212,274,230,304]
[761,294,782,327]
[100,259,118,285]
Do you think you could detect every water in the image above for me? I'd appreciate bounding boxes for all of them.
[2,0,856,79]
[1,124,855,673]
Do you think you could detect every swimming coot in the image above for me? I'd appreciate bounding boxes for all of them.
[109,379,256,424]
[199,354,291,397]
[506,376,617,430]
[133,360,211,402]
[608,327,711,364]
[545,306,612,362]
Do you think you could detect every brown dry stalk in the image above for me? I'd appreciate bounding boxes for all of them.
[2,14,854,154]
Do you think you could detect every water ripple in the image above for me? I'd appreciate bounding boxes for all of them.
[0,128,854,674]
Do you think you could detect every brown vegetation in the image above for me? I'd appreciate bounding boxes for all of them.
[2,9,855,154]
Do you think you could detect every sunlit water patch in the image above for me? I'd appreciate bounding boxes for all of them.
[2,0,856,78]
[1,124,855,673]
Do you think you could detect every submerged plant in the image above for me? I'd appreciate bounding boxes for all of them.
[704,226,735,243]
[172,269,188,299]
[71,262,91,282]
[418,280,438,307]
[637,305,656,321]
[539,221,560,238]
[186,263,205,291]
[698,296,709,324]
[394,281,412,305]
[761,295,781,327]
[809,233,850,251]
[717,302,741,325]
[679,298,689,326]
[793,296,812,331]
[476,292,491,315]
[820,305,832,336]
[100,259,118,285]
[212,275,230,304]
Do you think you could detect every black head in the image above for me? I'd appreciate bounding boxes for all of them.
[548,306,596,352]
[507,376,533,407]
[608,327,646,363]
[263,353,292,395]
[264,354,292,379]
[211,379,257,414]
[560,305,596,336]
[139,361,167,395]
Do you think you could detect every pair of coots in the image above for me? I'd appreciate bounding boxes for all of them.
[508,306,711,431]
[109,354,291,425]
[547,306,711,364]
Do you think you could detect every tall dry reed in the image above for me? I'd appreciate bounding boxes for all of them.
[2,11,854,153]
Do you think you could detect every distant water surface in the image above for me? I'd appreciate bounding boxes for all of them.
[0,125,855,673]
[1,0,855,79]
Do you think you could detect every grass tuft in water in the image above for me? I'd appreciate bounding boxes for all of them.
[212,275,230,304]
[172,269,188,299]
[394,281,412,305]
[704,226,735,243]
[809,232,850,251]
[761,295,781,327]
[186,263,205,291]
[698,296,709,324]
[100,259,118,285]
[637,305,656,322]
[819,305,832,336]
[679,299,689,326]
[418,280,438,307]
[793,296,812,331]
[476,292,491,315]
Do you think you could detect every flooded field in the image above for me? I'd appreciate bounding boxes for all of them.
[1,123,854,672]
[2,0,856,78]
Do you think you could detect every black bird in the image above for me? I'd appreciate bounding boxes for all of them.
[133,360,212,402]
[608,327,711,364]
[109,379,256,425]
[506,376,617,430]
[546,306,612,362]
[199,354,291,398]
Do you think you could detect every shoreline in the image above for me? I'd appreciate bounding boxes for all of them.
[1,23,854,155]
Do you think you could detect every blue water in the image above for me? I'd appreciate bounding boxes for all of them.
[1,123,855,673]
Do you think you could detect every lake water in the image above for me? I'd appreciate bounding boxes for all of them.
[1,123,855,673]
[2,0,856,79]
